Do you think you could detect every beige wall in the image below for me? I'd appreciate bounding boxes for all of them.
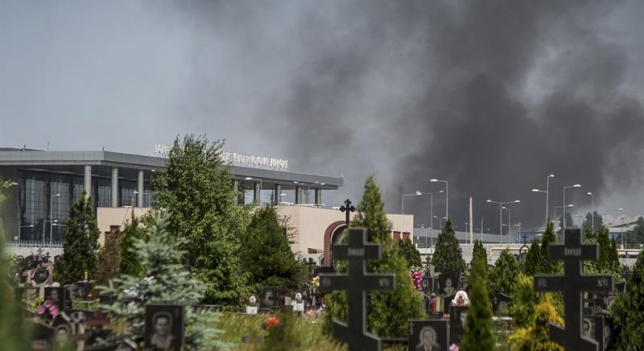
[274,205,414,260]
[97,207,152,246]
[96,206,414,260]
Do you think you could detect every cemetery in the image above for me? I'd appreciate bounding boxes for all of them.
[2,136,644,351]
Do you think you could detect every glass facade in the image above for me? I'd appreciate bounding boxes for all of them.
[16,168,151,244]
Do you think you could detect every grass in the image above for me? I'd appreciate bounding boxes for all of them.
[215,313,407,351]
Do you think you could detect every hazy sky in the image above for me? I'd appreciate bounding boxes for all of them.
[2,0,644,233]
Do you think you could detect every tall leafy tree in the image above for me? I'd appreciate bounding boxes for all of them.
[509,294,564,351]
[431,218,466,274]
[461,256,496,351]
[54,191,100,284]
[398,238,422,269]
[522,239,543,276]
[152,134,252,304]
[509,274,540,329]
[488,249,520,296]
[582,211,604,232]
[325,175,424,338]
[625,217,644,247]
[239,206,306,289]
[610,247,644,350]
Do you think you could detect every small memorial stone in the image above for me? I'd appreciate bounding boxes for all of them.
[145,304,184,351]
[292,292,305,313]
[260,286,278,309]
[246,295,258,315]
[449,306,468,346]
[408,319,448,351]
[491,293,512,314]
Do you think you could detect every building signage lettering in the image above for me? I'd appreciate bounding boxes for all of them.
[153,144,289,170]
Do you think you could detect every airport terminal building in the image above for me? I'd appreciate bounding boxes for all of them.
[0,147,343,246]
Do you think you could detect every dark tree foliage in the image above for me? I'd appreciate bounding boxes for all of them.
[488,249,520,296]
[460,256,496,351]
[611,247,644,350]
[54,191,100,284]
[324,175,424,338]
[431,218,466,274]
[151,134,251,304]
[540,220,558,274]
[398,238,422,269]
[582,211,604,232]
[625,217,644,247]
[240,206,306,289]
[522,240,543,276]
[471,240,488,271]
[94,229,121,287]
[119,214,145,277]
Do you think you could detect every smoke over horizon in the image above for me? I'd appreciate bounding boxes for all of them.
[2,0,644,233]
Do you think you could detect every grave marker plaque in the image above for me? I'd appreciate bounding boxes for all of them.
[491,293,512,314]
[533,229,614,351]
[449,306,468,346]
[318,228,396,351]
[408,319,447,351]
[145,304,184,351]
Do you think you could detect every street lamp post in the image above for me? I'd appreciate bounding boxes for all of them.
[587,192,595,231]
[531,174,554,225]
[49,193,60,247]
[563,184,581,229]
[486,199,520,244]
[402,191,421,214]
[554,204,574,231]
[503,206,512,243]
[434,215,446,229]
[514,223,521,243]
[430,179,449,219]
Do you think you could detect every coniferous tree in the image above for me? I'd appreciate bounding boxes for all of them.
[98,213,225,351]
[540,220,557,274]
[471,240,488,272]
[610,247,644,350]
[0,180,32,351]
[398,238,422,269]
[119,214,145,277]
[240,206,306,289]
[431,218,466,274]
[522,240,543,276]
[488,249,520,296]
[54,191,100,284]
[509,274,540,329]
[324,175,424,338]
[461,255,496,351]
[152,134,252,304]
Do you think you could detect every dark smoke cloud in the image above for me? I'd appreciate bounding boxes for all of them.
[174,0,644,231]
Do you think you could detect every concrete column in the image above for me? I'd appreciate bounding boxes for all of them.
[253,181,261,205]
[295,186,302,204]
[111,168,119,207]
[315,188,322,205]
[137,170,144,207]
[83,166,92,200]
[274,184,282,205]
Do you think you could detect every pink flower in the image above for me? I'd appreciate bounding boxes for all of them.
[450,344,459,351]
[43,301,52,308]
[33,316,41,323]
[37,307,45,315]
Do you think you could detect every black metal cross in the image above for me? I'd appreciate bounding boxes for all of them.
[318,228,396,351]
[522,233,528,244]
[533,229,614,351]
[339,199,355,225]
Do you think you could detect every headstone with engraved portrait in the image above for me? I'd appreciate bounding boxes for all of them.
[44,286,73,312]
[292,291,305,313]
[582,314,611,351]
[490,293,512,315]
[260,286,278,309]
[439,272,459,314]
[31,322,55,351]
[145,304,184,351]
[52,309,93,345]
[408,319,447,351]
[246,295,258,315]
[449,305,468,347]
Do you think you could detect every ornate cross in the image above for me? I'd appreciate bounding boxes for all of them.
[533,229,614,351]
[318,228,396,351]
[339,199,355,225]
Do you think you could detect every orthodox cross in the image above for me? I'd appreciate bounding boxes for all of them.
[533,229,614,351]
[318,228,396,351]
[339,199,355,225]
[522,233,528,244]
